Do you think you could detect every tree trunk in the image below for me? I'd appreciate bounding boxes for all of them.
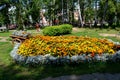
[94,0,98,27]
[67,0,69,23]
[101,0,108,28]
[61,0,64,23]
[78,0,83,27]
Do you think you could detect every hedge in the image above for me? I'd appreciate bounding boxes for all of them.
[43,24,72,36]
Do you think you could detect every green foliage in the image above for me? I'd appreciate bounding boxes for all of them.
[0,13,5,25]
[0,0,10,25]
[99,0,118,28]
[43,24,72,36]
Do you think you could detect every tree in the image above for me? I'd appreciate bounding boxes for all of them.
[84,0,94,27]
[94,0,99,27]
[0,0,10,31]
[10,0,42,30]
[30,0,42,23]
[114,0,120,27]
[99,0,117,28]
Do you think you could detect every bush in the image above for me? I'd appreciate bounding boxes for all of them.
[43,24,72,36]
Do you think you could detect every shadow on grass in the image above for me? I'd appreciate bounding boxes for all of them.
[0,61,120,80]
[1,42,120,80]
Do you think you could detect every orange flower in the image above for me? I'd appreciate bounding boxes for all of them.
[18,35,116,57]
[98,49,103,54]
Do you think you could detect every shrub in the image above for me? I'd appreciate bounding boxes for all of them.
[43,24,72,36]
[18,35,116,57]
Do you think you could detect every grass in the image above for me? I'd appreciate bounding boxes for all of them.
[70,28,120,42]
[0,28,120,80]
[0,42,13,65]
[0,31,13,37]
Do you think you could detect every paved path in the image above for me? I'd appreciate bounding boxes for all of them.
[42,73,120,80]
[0,37,8,42]
[99,33,120,39]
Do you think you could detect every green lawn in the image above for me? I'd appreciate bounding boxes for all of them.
[0,31,13,37]
[0,28,120,80]
[70,28,120,42]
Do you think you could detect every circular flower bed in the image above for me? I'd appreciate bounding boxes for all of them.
[10,35,120,64]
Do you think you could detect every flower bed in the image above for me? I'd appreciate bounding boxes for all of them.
[10,35,120,64]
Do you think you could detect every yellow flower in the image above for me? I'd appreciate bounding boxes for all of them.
[17,35,116,57]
